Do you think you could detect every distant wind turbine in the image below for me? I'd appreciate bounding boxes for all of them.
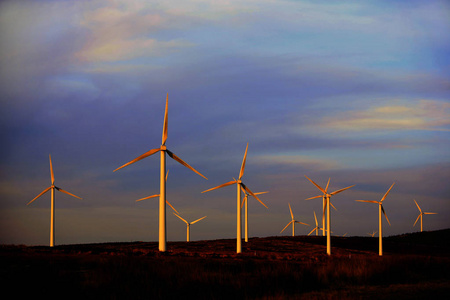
[241,189,268,242]
[413,199,437,232]
[356,182,395,256]
[368,231,377,237]
[202,143,262,253]
[305,176,354,255]
[114,94,207,252]
[27,155,82,247]
[307,211,323,236]
[280,203,309,236]
[136,170,179,214]
[173,213,207,242]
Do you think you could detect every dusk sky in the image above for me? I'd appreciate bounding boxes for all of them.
[1,0,449,246]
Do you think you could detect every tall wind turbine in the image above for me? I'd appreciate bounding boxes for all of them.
[307,211,323,236]
[356,182,395,256]
[413,199,437,232]
[241,189,268,242]
[280,203,309,236]
[136,170,179,214]
[305,176,354,255]
[27,155,82,247]
[202,143,262,253]
[114,94,207,252]
[173,213,207,242]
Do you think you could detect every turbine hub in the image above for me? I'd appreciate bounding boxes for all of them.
[160,145,167,151]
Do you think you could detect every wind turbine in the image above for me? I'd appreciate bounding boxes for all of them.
[173,213,207,242]
[356,182,395,256]
[280,203,309,236]
[202,143,262,253]
[307,211,323,236]
[27,155,82,247]
[114,94,207,252]
[368,231,377,237]
[413,199,437,232]
[136,170,179,214]
[305,176,354,255]
[241,189,268,242]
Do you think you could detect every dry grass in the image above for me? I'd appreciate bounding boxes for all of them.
[1,230,449,299]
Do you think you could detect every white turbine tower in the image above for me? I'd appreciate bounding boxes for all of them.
[202,143,262,253]
[305,176,354,255]
[356,182,395,256]
[241,189,268,242]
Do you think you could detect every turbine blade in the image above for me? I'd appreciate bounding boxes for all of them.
[57,188,82,199]
[166,150,208,180]
[424,212,437,215]
[305,195,322,200]
[413,214,421,227]
[329,201,337,211]
[239,143,249,180]
[241,197,245,209]
[325,178,330,193]
[380,182,395,202]
[280,221,293,233]
[304,175,325,193]
[136,194,159,202]
[202,180,236,193]
[381,205,391,226]
[191,216,207,224]
[27,186,52,205]
[313,211,318,226]
[49,154,54,185]
[288,203,294,220]
[414,199,422,213]
[166,170,169,181]
[166,200,179,214]
[355,200,379,204]
[173,213,188,224]
[307,228,316,236]
[254,191,269,195]
[295,221,309,226]
[114,148,161,172]
[242,183,268,208]
[162,93,168,145]
[330,185,355,195]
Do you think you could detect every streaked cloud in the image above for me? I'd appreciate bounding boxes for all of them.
[318,99,450,132]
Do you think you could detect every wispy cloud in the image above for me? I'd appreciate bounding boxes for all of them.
[318,99,450,132]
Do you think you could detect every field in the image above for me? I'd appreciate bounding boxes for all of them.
[1,229,449,299]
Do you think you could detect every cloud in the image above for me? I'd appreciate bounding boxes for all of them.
[318,99,450,132]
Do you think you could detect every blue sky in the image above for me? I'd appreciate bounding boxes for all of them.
[1,0,449,245]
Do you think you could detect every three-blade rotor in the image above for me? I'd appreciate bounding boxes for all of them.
[355,182,395,226]
[413,199,437,227]
[280,203,309,233]
[27,155,82,206]
[113,94,207,180]
[202,143,262,203]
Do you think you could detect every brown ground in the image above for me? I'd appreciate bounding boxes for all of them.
[1,229,449,299]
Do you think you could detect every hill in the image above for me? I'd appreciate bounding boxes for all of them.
[1,230,449,299]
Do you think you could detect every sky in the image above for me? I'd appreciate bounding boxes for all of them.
[1,0,449,246]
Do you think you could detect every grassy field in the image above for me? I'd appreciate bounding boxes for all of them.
[1,229,449,299]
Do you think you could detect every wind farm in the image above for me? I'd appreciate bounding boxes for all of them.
[2,1,449,299]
